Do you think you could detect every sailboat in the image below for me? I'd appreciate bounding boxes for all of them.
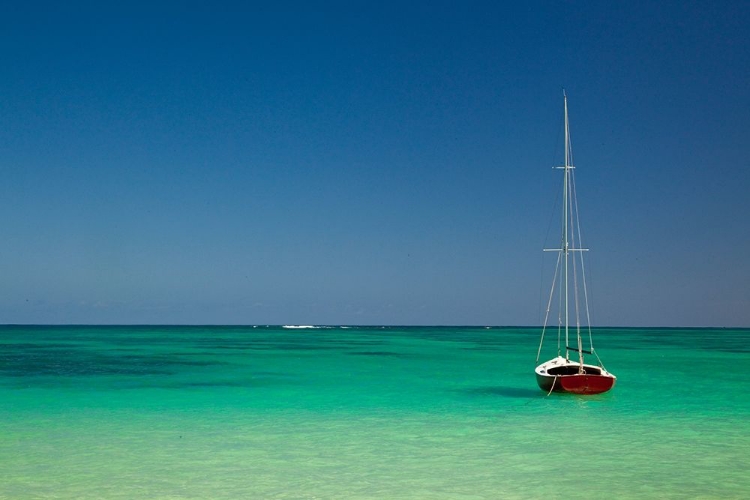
[534,93,616,395]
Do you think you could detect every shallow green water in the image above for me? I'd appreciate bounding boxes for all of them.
[1,326,749,499]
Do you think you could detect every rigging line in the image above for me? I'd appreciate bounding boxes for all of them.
[537,249,563,364]
[571,168,604,368]
[569,171,584,368]
[557,187,565,353]
[550,105,565,170]
[539,174,564,323]
[538,251,545,325]
[542,175,564,249]
[557,261,563,356]
[566,109,574,169]
[570,170,582,338]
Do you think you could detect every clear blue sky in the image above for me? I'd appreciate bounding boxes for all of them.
[0,1,747,326]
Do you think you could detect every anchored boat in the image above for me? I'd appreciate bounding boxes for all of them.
[534,93,616,395]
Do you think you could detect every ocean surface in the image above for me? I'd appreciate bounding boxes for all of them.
[1,325,749,499]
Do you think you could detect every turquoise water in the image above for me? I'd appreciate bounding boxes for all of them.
[1,326,749,499]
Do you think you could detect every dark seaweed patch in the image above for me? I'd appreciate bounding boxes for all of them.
[195,339,339,351]
[0,352,173,377]
[348,351,402,357]
[0,342,83,350]
[0,344,223,379]
[198,341,387,352]
[171,376,295,389]
[115,372,298,390]
[116,354,222,367]
[175,381,247,388]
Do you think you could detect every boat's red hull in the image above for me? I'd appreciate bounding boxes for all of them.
[559,374,615,394]
[536,373,615,395]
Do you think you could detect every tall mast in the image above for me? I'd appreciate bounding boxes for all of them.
[542,92,588,366]
[563,92,570,360]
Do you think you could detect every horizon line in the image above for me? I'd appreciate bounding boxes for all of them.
[0,323,746,329]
